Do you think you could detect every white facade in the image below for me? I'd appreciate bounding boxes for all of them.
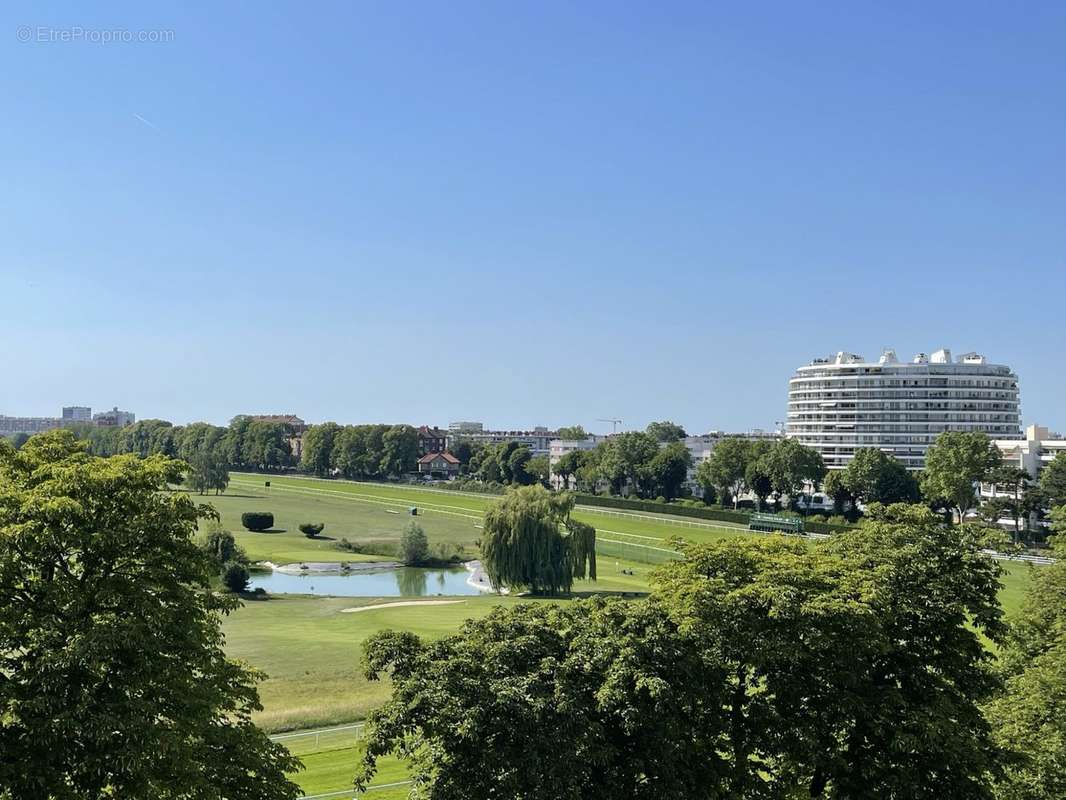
[447,427,557,457]
[787,348,1021,470]
[993,424,1066,479]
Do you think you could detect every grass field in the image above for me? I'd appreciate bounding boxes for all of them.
[214,472,746,567]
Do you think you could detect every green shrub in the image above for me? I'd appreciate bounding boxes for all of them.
[400,521,429,565]
[241,512,274,532]
[299,522,325,538]
[221,561,250,593]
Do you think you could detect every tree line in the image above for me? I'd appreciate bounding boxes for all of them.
[300,422,420,478]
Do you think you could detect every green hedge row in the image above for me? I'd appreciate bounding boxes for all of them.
[572,493,851,535]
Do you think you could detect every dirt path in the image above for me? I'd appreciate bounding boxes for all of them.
[339,600,466,613]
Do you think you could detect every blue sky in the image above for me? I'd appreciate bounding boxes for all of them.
[2,1,1063,434]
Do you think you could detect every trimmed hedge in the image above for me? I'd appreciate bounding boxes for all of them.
[241,512,274,532]
[572,493,851,535]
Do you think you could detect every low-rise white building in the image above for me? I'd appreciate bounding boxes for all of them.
[447,426,557,457]
[548,436,606,489]
[994,424,1066,479]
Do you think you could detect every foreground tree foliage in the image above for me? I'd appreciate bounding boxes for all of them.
[480,485,596,595]
[358,599,722,799]
[362,503,1007,798]
[0,431,300,800]
[986,506,1066,800]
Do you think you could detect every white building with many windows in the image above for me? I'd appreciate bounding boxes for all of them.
[787,348,1021,470]
[993,424,1066,480]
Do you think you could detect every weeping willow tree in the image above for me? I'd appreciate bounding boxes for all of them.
[481,485,596,595]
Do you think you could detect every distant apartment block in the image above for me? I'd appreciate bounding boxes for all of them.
[62,406,92,421]
[0,415,62,435]
[93,407,136,428]
[788,348,1021,470]
[447,426,557,457]
[448,421,484,434]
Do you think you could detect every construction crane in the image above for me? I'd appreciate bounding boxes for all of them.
[597,418,623,433]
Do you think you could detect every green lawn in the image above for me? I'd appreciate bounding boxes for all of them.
[213,473,745,566]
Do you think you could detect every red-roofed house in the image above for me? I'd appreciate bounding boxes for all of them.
[417,451,460,478]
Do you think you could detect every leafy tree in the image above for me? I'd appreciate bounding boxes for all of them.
[380,424,419,476]
[597,431,659,497]
[62,421,122,456]
[331,424,371,479]
[0,430,300,799]
[525,454,551,487]
[700,437,751,509]
[119,419,179,459]
[986,466,1031,540]
[356,599,724,799]
[241,511,274,532]
[219,415,251,466]
[822,469,853,515]
[745,440,775,510]
[986,506,1066,799]
[10,432,29,450]
[761,438,826,509]
[244,420,294,470]
[198,523,248,571]
[301,421,341,477]
[654,504,1007,798]
[399,521,429,565]
[178,422,226,465]
[647,441,692,500]
[645,420,687,443]
[840,447,919,505]
[555,425,587,440]
[447,438,475,469]
[1039,451,1066,507]
[551,449,587,490]
[299,522,324,538]
[480,486,596,595]
[221,560,251,593]
[506,444,534,485]
[188,444,229,495]
[921,431,1002,522]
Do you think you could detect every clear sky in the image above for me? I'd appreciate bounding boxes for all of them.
[2,2,1063,434]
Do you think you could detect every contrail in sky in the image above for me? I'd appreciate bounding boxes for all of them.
[132,113,158,130]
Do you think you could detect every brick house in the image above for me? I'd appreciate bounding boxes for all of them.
[417,451,460,478]
[417,425,448,456]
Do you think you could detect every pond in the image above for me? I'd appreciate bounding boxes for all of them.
[248,567,486,597]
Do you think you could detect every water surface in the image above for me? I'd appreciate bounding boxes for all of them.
[248,567,484,597]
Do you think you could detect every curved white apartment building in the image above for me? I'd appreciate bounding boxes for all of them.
[787,348,1021,470]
